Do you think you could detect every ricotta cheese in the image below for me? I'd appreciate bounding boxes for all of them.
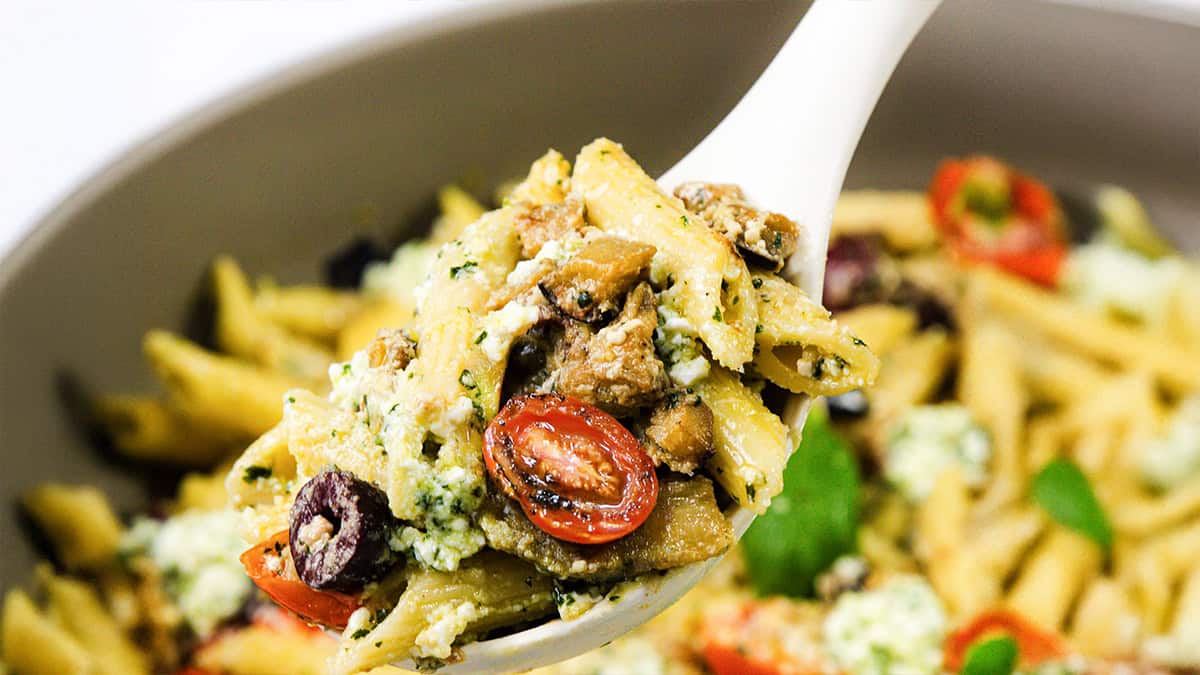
[478,301,541,363]
[822,575,948,675]
[1061,242,1188,325]
[120,509,253,638]
[654,297,710,386]
[1140,395,1200,491]
[885,404,991,503]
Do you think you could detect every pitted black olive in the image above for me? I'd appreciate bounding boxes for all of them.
[826,389,870,421]
[289,469,398,592]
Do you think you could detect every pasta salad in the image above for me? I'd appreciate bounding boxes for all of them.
[1,139,876,675]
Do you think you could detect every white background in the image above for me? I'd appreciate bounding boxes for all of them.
[0,1,486,260]
[2,0,1197,263]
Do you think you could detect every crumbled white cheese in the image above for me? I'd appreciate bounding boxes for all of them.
[119,509,252,638]
[822,575,947,675]
[363,240,438,307]
[414,601,479,659]
[885,404,991,503]
[1140,396,1200,490]
[479,301,541,362]
[1061,242,1189,325]
[654,296,711,386]
[390,465,486,571]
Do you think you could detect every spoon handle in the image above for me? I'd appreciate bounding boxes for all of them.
[659,0,942,297]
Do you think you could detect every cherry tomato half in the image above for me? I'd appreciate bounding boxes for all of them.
[943,609,1068,672]
[239,530,360,629]
[928,155,1067,287]
[483,393,657,545]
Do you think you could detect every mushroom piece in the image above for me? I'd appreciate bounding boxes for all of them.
[640,389,715,475]
[538,236,656,324]
[513,198,587,259]
[553,282,669,417]
[367,328,417,371]
[674,181,800,270]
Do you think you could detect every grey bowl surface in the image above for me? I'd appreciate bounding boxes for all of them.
[1,0,1196,588]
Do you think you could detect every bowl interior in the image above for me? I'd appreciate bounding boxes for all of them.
[1,0,1197,595]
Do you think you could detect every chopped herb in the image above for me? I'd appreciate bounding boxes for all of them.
[351,628,370,640]
[449,260,478,279]
[773,231,783,250]
[655,203,663,209]
[679,215,689,227]
[373,608,391,623]
[576,291,593,308]
[609,594,621,602]
[342,363,352,375]
[852,337,866,347]
[1032,458,1113,553]
[374,641,383,648]
[752,277,764,289]
[474,331,488,345]
[242,466,272,483]
[745,483,757,501]
[600,150,610,156]
[286,396,295,404]
[732,295,740,305]
[331,430,338,439]
[755,324,764,334]
[459,369,478,390]
[712,306,723,322]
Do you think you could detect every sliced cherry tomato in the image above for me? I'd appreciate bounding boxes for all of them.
[928,155,1067,286]
[239,530,360,629]
[483,393,657,544]
[944,609,1068,672]
[700,599,832,675]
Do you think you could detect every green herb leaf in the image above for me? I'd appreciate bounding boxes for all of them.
[242,466,272,483]
[449,260,478,279]
[961,636,1018,675]
[741,409,860,597]
[1031,458,1113,552]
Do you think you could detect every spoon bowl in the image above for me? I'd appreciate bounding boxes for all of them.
[428,1,940,671]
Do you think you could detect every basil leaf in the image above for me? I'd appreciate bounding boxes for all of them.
[1031,458,1113,552]
[741,408,860,597]
[962,636,1018,675]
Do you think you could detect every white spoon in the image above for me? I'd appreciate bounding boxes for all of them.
[421,1,941,671]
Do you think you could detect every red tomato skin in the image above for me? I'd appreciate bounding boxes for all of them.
[175,668,216,675]
[483,393,658,545]
[239,531,360,629]
[928,156,1067,287]
[943,609,1068,672]
[704,642,786,675]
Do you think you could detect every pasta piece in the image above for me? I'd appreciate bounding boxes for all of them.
[254,280,365,342]
[832,190,939,252]
[862,329,955,444]
[971,267,1200,394]
[213,256,333,382]
[93,394,232,466]
[1113,475,1200,537]
[334,552,554,674]
[0,590,92,675]
[694,367,790,512]
[174,465,234,513]
[1025,416,1064,475]
[1020,342,1111,406]
[195,623,336,675]
[1070,579,1141,659]
[336,300,413,361]
[833,304,918,360]
[145,330,303,439]
[509,149,572,206]
[22,484,123,571]
[573,138,758,371]
[957,320,1027,516]
[967,506,1045,582]
[429,185,489,244]
[1006,527,1102,632]
[1128,521,1200,633]
[42,574,150,675]
[752,273,880,397]
[916,469,996,618]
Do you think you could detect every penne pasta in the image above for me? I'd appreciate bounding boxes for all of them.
[22,484,123,572]
[573,138,758,371]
